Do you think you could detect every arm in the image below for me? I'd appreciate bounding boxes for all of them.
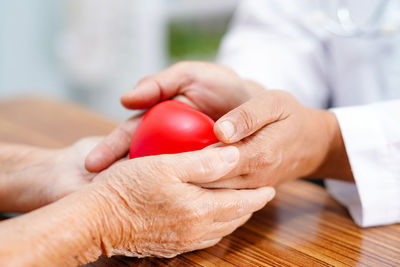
[218,0,330,109]
[0,188,104,266]
[205,90,400,227]
[217,1,400,226]
[0,138,99,212]
[201,90,353,191]
[0,146,275,265]
[0,143,55,211]
[326,100,400,227]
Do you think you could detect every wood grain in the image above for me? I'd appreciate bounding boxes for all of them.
[0,97,399,267]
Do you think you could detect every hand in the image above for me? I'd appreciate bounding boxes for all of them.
[0,137,102,212]
[202,90,353,189]
[85,62,262,173]
[88,146,275,259]
[0,146,275,266]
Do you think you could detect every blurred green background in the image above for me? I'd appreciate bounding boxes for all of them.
[0,0,237,119]
[168,17,231,62]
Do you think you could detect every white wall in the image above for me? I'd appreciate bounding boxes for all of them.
[0,0,238,120]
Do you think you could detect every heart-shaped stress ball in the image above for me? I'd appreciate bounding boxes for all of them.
[129,100,218,159]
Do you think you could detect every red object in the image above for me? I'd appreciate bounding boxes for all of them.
[129,100,218,159]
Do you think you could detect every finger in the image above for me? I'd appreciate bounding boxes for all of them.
[69,136,104,168]
[200,175,263,189]
[134,146,240,184]
[204,127,279,181]
[71,136,104,154]
[214,91,286,143]
[198,175,247,189]
[121,62,194,109]
[84,114,143,173]
[185,238,222,253]
[204,214,251,240]
[210,187,275,222]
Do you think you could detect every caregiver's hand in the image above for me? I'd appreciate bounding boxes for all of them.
[203,90,354,189]
[0,137,101,212]
[85,62,263,173]
[0,147,275,266]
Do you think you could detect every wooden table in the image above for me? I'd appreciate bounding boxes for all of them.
[1,98,399,266]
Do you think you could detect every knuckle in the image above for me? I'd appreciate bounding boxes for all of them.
[137,75,154,85]
[173,61,191,69]
[215,196,246,218]
[231,198,247,215]
[172,61,195,85]
[245,146,277,173]
[197,156,216,176]
[108,161,129,178]
[236,107,257,132]
[272,90,297,106]
[191,200,212,223]
[172,204,206,241]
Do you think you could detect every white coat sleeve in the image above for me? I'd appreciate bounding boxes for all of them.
[217,0,330,109]
[326,100,400,227]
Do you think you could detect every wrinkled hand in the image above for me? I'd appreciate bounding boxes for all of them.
[85,62,261,173]
[202,90,352,189]
[90,146,275,258]
[4,137,102,212]
[41,137,103,202]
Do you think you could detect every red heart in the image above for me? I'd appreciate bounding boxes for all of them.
[129,100,218,159]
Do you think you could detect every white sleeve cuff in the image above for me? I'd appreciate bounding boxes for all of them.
[326,102,400,227]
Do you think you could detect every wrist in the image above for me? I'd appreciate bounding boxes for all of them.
[89,180,139,257]
[309,110,354,182]
[0,144,57,211]
[0,186,105,266]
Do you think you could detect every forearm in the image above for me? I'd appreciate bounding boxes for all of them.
[0,187,105,266]
[0,143,54,211]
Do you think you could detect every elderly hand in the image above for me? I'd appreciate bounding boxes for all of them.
[91,146,274,258]
[0,146,275,266]
[202,90,353,189]
[85,62,262,173]
[0,137,101,212]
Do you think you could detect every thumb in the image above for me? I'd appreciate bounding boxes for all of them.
[133,146,239,184]
[214,91,284,144]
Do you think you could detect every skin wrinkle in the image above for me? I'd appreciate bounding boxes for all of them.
[0,143,275,265]
[3,62,298,265]
[154,79,166,103]
[0,59,356,264]
[94,154,241,258]
[63,61,353,263]
[106,187,141,249]
[175,62,197,91]
[237,107,258,135]
[95,186,136,257]
[36,191,102,265]
[0,140,100,212]
[86,62,254,173]
[198,87,352,189]
[68,189,107,263]
[101,140,122,166]
[113,126,134,154]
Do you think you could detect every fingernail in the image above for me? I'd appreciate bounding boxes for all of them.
[264,187,276,201]
[219,146,239,164]
[123,84,146,99]
[122,92,132,98]
[219,120,235,141]
[87,151,100,163]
